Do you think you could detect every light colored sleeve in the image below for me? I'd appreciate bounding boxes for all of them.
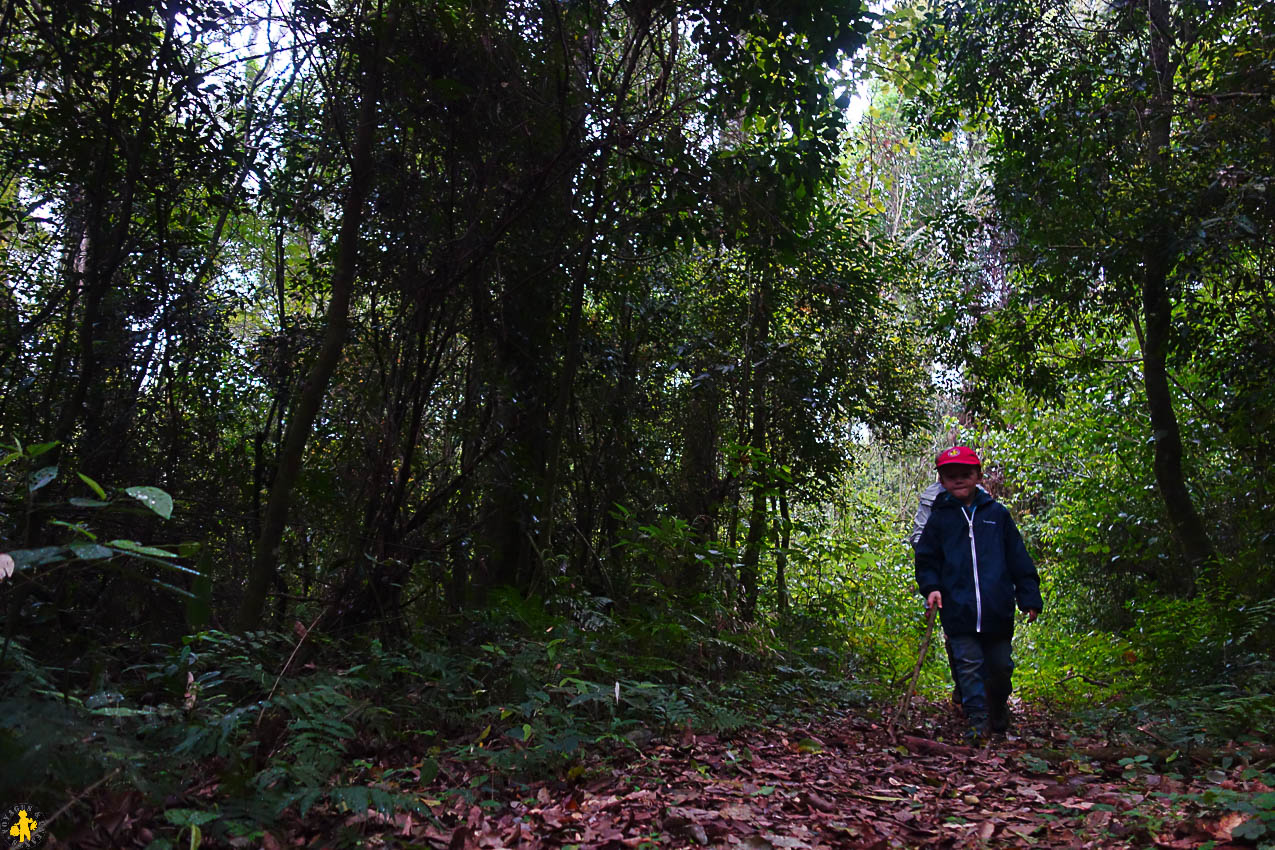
[909,481,945,547]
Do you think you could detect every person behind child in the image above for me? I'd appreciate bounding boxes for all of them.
[913,446,1042,740]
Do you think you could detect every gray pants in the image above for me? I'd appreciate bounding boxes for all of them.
[947,633,1013,723]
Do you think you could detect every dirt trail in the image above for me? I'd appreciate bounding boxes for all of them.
[398,704,1262,849]
[57,701,1271,848]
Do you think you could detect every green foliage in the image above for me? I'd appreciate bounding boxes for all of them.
[2,576,874,836]
[1183,776,1275,845]
[892,0,1275,594]
[0,638,143,801]
[1,0,1272,841]
[971,358,1275,704]
[0,440,197,611]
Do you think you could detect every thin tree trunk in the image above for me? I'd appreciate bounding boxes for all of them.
[740,480,766,620]
[237,7,397,630]
[450,351,478,610]
[775,491,790,615]
[739,271,770,621]
[1140,0,1215,585]
[541,186,599,555]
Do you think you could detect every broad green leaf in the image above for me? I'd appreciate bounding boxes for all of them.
[106,541,202,578]
[125,485,173,519]
[107,539,179,558]
[8,546,68,568]
[69,497,110,507]
[90,706,152,717]
[29,465,57,491]
[797,737,824,753]
[1231,820,1266,841]
[69,542,113,560]
[78,471,107,499]
[26,440,59,458]
[164,809,220,828]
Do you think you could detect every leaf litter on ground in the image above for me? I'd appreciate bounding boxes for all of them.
[50,699,1275,849]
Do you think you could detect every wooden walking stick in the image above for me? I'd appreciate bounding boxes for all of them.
[887,604,937,739]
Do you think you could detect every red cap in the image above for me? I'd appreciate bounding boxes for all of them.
[936,446,981,468]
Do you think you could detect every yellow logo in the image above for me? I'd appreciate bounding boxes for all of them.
[8,811,36,842]
[4,805,46,848]
[948,448,961,456]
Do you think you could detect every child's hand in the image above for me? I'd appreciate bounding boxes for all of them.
[1023,608,1039,623]
[926,590,942,610]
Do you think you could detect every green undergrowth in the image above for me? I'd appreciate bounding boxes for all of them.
[0,587,871,844]
[1054,699,1275,848]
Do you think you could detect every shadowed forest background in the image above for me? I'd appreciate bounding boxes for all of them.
[1,0,1273,845]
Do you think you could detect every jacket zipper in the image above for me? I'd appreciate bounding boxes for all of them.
[964,505,982,632]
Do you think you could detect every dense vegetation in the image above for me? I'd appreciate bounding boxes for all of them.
[1,0,1272,844]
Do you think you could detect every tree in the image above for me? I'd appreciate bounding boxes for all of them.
[1,0,930,643]
[237,0,401,630]
[908,0,1275,587]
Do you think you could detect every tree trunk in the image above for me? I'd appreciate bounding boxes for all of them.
[237,7,396,630]
[740,484,766,621]
[680,375,720,536]
[738,270,771,621]
[450,352,480,609]
[1140,0,1216,586]
[774,491,790,615]
[594,312,639,589]
[540,197,595,556]
[677,373,720,596]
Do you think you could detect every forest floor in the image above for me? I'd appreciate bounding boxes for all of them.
[59,700,1273,850]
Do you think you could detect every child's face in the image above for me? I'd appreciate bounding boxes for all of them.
[938,464,982,505]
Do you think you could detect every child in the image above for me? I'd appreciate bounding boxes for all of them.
[909,477,985,712]
[913,446,1042,739]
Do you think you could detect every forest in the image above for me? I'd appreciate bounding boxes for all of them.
[0,0,1272,846]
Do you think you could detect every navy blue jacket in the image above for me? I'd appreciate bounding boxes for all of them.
[914,489,1043,639]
